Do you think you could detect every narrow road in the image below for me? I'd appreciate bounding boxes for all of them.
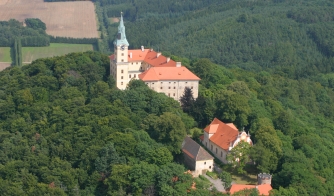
[203,174,225,192]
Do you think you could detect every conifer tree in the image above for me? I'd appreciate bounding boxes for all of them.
[180,87,194,113]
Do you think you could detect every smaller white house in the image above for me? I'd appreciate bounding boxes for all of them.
[182,137,214,177]
[200,118,253,163]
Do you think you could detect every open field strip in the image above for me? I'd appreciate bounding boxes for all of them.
[0,47,11,62]
[22,43,93,62]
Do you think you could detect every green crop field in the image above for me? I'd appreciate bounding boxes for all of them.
[22,43,94,63]
[0,47,11,62]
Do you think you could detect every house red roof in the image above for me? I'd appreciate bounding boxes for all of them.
[204,118,239,151]
[230,184,272,195]
[139,66,200,81]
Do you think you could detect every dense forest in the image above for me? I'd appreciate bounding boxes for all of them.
[0,51,228,196]
[3,0,334,195]
[0,19,50,47]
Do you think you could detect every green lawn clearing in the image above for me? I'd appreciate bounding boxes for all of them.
[22,43,94,63]
[0,47,12,62]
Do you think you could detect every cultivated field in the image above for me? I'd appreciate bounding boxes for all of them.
[0,0,99,38]
[22,43,94,62]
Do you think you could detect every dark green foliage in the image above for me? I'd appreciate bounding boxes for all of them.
[25,18,46,30]
[0,19,49,47]
[0,51,218,195]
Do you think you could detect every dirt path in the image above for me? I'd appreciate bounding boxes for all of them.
[204,174,226,192]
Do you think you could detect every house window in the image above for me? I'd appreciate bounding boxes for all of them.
[221,151,223,157]
[169,87,171,89]
[174,87,176,89]
[216,148,217,154]
[209,166,212,169]
[161,87,163,89]
[173,93,175,96]
[121,82,123,85]
[211,145,213,150]
[121,76,123,79]
[129,74,131,78]
[186,82,188,84]
[121,70,124,73]
[121,59,124,62]
[168,93,170,97]
[204,162,206,165]
[134,74,136,78]
[169,82,171,84]
[121,53,124,56]
[191,86,193,89]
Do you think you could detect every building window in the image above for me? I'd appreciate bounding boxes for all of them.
[169,87,171,89]
[191,86,193,89]
[186,82,188,84]
[173,93,175,96]
[160,87,163,89]
[136,62,138,64]
[121,76,123,79]
[204,162,206,165]
[121,70,124,73]
[129,74,131,78]
[174,87,176,89]
[134,74,136,78]
[121,53,124,56]
[168,93,170,97]
[209,166,212,169]
[211,145,213,150]
[121,82,123,85]
[121,59,124,62]
[152,83,154,85]
[169,82,171,84]
[221,151,223,157]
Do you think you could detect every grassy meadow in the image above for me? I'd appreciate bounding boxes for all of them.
[22,43,94,63]
[0,47,11,62]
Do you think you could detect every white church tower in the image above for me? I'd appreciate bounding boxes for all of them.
[110,12,130,90]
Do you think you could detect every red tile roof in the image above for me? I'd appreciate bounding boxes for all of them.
[230,184,272,195]
[109,54,115,60]
[128,49,150,61]
[204,118,239,151]
[144,50,176,67]
[139,66,200,81]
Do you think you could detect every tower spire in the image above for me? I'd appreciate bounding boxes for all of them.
[114,12,129,46]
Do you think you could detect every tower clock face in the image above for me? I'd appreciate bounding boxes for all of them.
[120,45,125,50]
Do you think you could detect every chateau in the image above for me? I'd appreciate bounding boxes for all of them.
[110,13,200,101]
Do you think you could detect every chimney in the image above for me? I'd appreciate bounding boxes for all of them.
[157,52,161,57]
[141,46,144,52]
[129,52,132,58]
[176,62,181,67]
[167,57,170,62]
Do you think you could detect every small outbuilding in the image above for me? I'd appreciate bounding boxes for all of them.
[182,136,214,177]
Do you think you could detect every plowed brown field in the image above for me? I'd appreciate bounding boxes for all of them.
[0,0,99,38]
